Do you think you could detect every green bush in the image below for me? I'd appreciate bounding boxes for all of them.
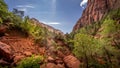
[73,34,100,58]
[0,17,3,24]
[107,9,120,19]
[17,55,44,68]
[101,19,117,36]
[73,33,120,67]
[76,22,101,36]
[73,33,102,67]
[0,0,8,11]
[10,16,47,44]
[0,66,8,68]
[0,0,11,22]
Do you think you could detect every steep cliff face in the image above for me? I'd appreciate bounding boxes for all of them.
[73,0,120,32]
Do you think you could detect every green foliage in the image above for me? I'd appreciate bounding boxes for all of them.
[0,0,11,21]
[0,17,3,24]
[19,16,32,35]
[100,9,120,49]
[17,55,44,68]
[0,0,8,10]
[9,14,22,27]
[0,66,8,68]
[9,16,48,45]
[101,19,117,36]
[0,0,8,13]
[65,32,75,50]
[107,9,120,19]
[73,33,105,68]
[0,0,63,46]
[72,9,120,68]
[97,9,120,67]
[73,34,101,58]
[77,22,101,36]
[73,33,120,67]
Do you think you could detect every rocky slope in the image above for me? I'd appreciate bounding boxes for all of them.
[0,23,80,68]
[31,18,64,35]
[73,0,120,32]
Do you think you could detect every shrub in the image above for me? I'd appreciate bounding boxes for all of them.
[0,66,8,68]
[76,22,101,36]
[0,18,3,24]
[101,19,117,37]
[17,55,44,68]
[0,0,12,22]
[73,34,100,58]
[73,33,102,67]
[72,9,120,68]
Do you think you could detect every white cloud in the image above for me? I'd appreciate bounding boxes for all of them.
[47,22,61,25]
[18,8,27,12]
[41,21,61,25]
[80,0,88,8]
[16,4,34,12]
[16,4,35,8]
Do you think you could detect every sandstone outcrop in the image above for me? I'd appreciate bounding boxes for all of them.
[0,41,12,61]
[73,0,120,32]
[63,55,80,68]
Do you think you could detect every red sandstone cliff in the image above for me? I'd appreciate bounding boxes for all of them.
[73,0,120,32]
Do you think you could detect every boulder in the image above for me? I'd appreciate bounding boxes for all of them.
[13,55,25,64]
[55,57,63,64]
[40,63,65,68]
[40,63,57,68]
[0,41,12,61]
[56,64,65,68]
[0,59,10,66]
[24,51,32,57]
[63,55,80,68]
[47,56,55,63]
[46,63,57,68]
[57,51,65,58]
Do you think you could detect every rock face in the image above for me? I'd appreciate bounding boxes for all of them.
[63,55,80,68]
[73,0,120,32]
[40,63,65,68]
[0,42,12,61]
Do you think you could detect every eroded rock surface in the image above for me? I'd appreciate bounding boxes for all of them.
[73,0,120,32]
[63,55,80,68]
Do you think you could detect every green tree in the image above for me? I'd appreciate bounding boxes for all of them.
[73,33,101,68]
[0,0,9,20]
[101,19,117,37]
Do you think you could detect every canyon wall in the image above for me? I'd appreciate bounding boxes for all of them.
[73,0,120,32]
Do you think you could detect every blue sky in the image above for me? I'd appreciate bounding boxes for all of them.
[4,0,87,33]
